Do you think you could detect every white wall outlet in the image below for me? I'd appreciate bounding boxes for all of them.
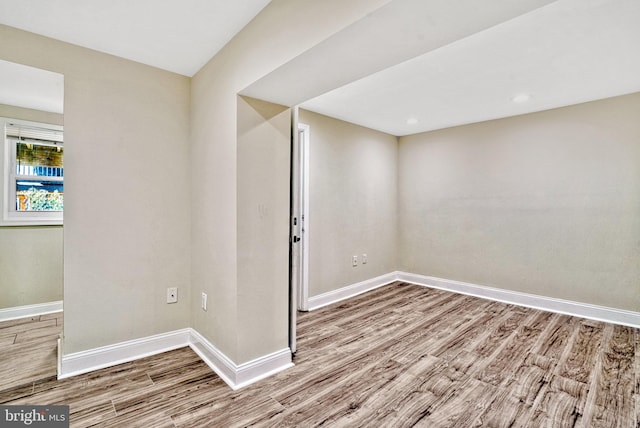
[362,253,367,264]
[201,292,208,311]
[352,255,358,267]
[167,287,178,304]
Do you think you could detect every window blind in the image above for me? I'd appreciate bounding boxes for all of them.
[5,122,64,145]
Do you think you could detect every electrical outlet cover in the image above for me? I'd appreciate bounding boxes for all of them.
[167,287,178,303]
[201,292,208,311]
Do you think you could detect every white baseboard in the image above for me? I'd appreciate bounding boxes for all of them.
[191,329,293,390]
[60,328,293,391]
[233,348,294,390]
[189,329,237,388]
[307,272,399,311]
[57,271,638,390]
[59,329,192,379]
[397,271,640,328]
[0,301,63,322]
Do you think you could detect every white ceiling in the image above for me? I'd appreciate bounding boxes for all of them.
[300,0,640,135]
[1,0,638,136]
[0,0,271,76]
[243,0,556,113]
[0,59,64,113]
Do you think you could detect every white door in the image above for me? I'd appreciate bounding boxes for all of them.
[296,123,310,312]
[290,114,310,355]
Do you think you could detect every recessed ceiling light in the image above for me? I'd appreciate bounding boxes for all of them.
[406,117,419,125]
[511,93,531,103]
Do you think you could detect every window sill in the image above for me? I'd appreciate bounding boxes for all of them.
[1,216,63,227]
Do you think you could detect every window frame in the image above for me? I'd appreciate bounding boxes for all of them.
[1,117,64,226]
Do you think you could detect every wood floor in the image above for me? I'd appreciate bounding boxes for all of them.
[1,282,638,427]
[0,312,62,392]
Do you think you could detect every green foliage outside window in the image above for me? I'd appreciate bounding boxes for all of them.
[19,188,64,211]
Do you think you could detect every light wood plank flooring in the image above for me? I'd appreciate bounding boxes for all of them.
[0,312,62,392]
[1,283,638,427]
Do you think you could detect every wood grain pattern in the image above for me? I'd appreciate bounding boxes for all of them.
[559,320,605,384]
[0,283,637,427]
[0,313,61,393]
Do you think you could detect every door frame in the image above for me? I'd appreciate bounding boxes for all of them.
[296,122,310,311]
[289,109,310,355]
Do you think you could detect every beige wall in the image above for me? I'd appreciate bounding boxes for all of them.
[0,104,63,126]
[299,109,398,297]
[398,93,640,311]
[0,104,64,310]
[237,96,290,360]
[6,0,633,371]
[0,25,192,353]
[1,0,391,363]
[0,227,63,308]
[191,0,394,363]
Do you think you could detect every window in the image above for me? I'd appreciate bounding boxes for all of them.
[1,118,64,225]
